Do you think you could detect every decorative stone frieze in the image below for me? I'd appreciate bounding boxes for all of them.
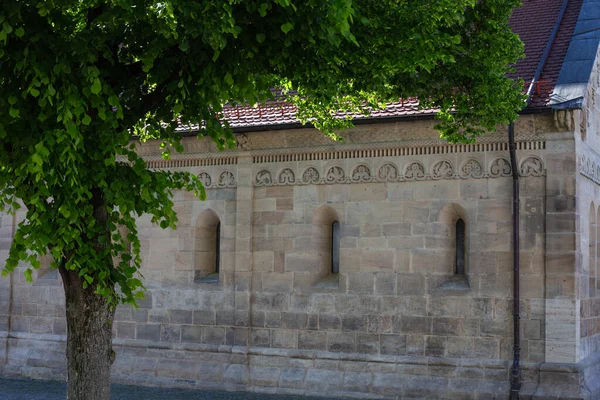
[278,168,295,184]
[378,162,399,181]
[325,166,345,183]
[489,158,512,177]
[198,172,212,187]
[581,154,600,185]
[351,165,372,182]
[404,161,426,180]
[252,155,545,186]
[520,156,544,177]
[195,170,238,188]
[460,159,484,179]
[431,160,453,180]
[217,171,236,188]
[302,167,320,184]
[255,170,272,186]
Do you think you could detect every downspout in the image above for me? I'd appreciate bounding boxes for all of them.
[3,212,16,370]
[509,122,521,400]
[509,1,569,398]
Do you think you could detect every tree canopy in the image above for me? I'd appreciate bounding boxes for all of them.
[0,0,524,306]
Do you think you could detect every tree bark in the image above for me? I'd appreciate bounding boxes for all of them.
[60,266,116,400]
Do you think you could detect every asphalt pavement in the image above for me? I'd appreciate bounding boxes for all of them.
[0,378,345,400]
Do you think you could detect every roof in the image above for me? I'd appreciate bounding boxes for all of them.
[551,0,600,108]
[183,0,592,131]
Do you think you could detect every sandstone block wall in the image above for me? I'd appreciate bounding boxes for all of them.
[2,115,599,399]
[576,46,600,362]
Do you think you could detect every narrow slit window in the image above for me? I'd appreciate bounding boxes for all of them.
[215,222,221,274]
[195,209,221,283]
[455,218,466,275]
[331,221,340,274]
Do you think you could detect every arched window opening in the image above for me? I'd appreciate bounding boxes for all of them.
[311,205,341,288]
[331,221,340,274]
[455,218,466,275]
[195,209,221,284]
[215,222,221,274]
[590,203,596,294]
[596,205,600,291]
[436,203,469,291]
[37,253,59,282]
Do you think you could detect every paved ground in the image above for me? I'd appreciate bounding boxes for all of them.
[0,378,345,400]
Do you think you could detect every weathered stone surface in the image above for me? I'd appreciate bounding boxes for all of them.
[1,107,595,400]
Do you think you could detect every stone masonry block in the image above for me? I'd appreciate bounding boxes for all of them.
[360,250,394,272]
[425,336,446,357]
[279,368,306,389]
[170,309,192,324]
[136,324,160,341]
[271,330,297,349]
[400,316,432,334]
[298,331,327,350]
[319,314,341,331]
[356,334,379,354]
[327,333,355,353]
[305,369,343,392]
[203,327,226,345]
[181,325,202,343]
[251,329,271,347]
[341,315,367,332]
[380,334,407,355]
[250,366,281,386]
[282,313,308,330]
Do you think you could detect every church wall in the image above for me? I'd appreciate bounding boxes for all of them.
[1,116,592,399]
[576,46,600,364]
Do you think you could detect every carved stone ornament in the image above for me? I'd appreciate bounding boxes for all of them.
[198,172,212,188]
[352,165,371,182]
[218,171,236,187]
[489,158,512,177]
[278,168,296,184]
[460,159,483,179]
[378,163,399,181]
[235,133,251,150]
[581,155,600,185]
[325,166,345,183]
[431,160,454,179]
[520,156,544,177]
[405,162,426,180]
[302,167,320,184]
[255,170,272,186]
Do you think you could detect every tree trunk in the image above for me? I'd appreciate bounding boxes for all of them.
[60,266,116,400]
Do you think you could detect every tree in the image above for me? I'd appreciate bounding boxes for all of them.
[0,0,523,399]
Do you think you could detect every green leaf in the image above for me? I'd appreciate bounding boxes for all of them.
[82,114,91,125]
[256,33,266,44]
[15,27,24,38]
[281,23,293,34]
[58,206,70,218]
[91,78,102,95]
[224,73,234,86]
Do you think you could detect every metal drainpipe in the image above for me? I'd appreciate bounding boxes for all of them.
[508,1,570,398]
[509,122,521,400]
[3,213,16,370]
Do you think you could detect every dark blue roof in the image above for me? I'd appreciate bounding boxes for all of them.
[551,0,600,108]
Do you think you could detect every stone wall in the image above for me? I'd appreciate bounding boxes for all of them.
[577,45,600,363]
[2,115,598,399]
